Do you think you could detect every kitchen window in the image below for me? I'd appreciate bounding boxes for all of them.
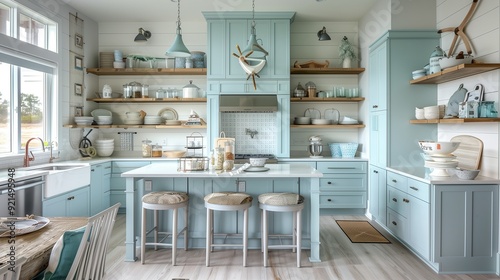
[0,0,57,155]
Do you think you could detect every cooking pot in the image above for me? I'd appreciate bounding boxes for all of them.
[183,80,200,98]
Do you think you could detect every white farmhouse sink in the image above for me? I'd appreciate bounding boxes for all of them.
[22,163,90,198]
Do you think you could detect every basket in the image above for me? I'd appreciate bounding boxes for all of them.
[328,143,342,158]
[339,142,359,158]
[177,157,209,171]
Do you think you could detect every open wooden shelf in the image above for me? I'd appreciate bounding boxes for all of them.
[291,97,365,102]
[291,124,365,128]
[63,121,207,129]
[290,67,365,75]
[86,68,207,76]
[410,118,500,124]
[410,63,500,84]
[87,97,206,103]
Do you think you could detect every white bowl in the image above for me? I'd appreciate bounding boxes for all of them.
[311,118,331,125]
[75,116,94,122]
[454,168,480,180]
[96,149,114,157]
[95,139,114,143]
[91,109,112,118]
[113,61,125,68]
[294,117,311,125]
[418,141,460,155]
[249,158,267,167]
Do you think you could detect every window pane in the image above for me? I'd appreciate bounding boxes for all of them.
[20,67,45,149]
[19,13,46,48]
[0,3,9,36]
[0,61,12,153]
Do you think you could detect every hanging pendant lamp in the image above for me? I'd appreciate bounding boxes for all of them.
[242,0,268,58]
[165,0,191,58]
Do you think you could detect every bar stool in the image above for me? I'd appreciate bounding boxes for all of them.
[141,191,189,266]
[204,192,253,267]
[259,192,304,267]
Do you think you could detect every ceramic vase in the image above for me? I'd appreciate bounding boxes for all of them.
[342,57,351,68]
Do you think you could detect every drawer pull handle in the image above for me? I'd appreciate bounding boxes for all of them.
[392,198,397,202]
[327,167,356,170]
[392,221,397,226]
[409,186,419,191]
[67,196,75,200]
[327,181,332,185]
[373,170,378,174]
[327,199,332,202]
[373,105,378,108]
[392,179,397,183]
[403,198,409,203]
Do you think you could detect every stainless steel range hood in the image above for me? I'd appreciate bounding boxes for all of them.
[219,94,278,112]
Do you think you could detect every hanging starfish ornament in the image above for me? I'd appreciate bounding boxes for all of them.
[232,44,266,90]
[438,0,479,58]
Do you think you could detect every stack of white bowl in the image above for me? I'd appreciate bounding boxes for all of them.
[94,139,114,157]
[74,116,94,125]
[415,107,425,120]
[95,115,112,125]
[423,105,445,120]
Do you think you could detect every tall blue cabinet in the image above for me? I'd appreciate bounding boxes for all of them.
[368,30,439,223]
[202,12,295,156]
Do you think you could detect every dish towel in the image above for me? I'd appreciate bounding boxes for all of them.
[119,132,134,151]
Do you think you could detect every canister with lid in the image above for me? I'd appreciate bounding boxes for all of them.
[141,84,149,98]
[141,139,152,157]
[155,88,166,98]
[151,143,162,157]
[214,147,224,170]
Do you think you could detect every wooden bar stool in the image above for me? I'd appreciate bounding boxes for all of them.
[141,191,189,266]
[259,192,304,267]
[204,192,253,267]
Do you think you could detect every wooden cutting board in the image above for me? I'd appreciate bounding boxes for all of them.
[450,135,483,170]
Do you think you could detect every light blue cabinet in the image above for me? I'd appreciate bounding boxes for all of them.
[43,186,90,217]
[368,165,386,225]
[90,162,112,215]
[111,161,150,213]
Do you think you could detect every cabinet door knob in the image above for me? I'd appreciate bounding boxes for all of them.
[409,186,418,191]
[373,170,379,174]
[327,181,332,185]
[403,198,410,203]
[392,198,397,202]
[327,199,332,202]
[67,196,75,200]
[373,105,378,108]
[392,179,397,183]
[392,221,397,226]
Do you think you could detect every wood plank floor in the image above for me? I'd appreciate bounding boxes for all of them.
[104,214,500,280]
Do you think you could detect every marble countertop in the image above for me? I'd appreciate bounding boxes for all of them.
[122,163,323,178]
[387,166,500,185]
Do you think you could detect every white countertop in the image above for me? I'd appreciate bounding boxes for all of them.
[387,166,500,185]
[122,163,323,178]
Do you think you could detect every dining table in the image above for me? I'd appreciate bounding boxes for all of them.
[0,217,87,280]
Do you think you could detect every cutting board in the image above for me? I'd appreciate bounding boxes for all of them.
[450,135,483,170]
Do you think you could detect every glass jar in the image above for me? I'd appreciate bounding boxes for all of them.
[123,84,132,98]
[224,140,235,161]
[155,88,166,98]
[128,81,142,98]
[223,160,234,171]
[214,147,224,170]
[141,84,149,98]
[305,81,316,98]
[141,139,152,157]
[151,143,162,157]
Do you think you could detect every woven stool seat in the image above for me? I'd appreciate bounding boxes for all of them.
[142,191,188,205]
[204,192,253,205]
[258,193,304,206]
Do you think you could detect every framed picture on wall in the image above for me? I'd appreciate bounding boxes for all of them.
[74,83,82,96]
[75,106,83,117]
[75,33,83,48]
[75,56,83,70]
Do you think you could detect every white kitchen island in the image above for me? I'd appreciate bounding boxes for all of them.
[121,163,323,263]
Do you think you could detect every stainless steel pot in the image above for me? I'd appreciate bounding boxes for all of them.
[183,80,200,98]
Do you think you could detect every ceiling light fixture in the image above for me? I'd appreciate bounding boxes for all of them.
[165,0,191,57]
[242,0,268,58]
[134,28,151,42]
[317,26,331,41]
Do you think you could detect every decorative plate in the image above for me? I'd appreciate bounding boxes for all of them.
[0,216,50,237]
[158,107,178,121]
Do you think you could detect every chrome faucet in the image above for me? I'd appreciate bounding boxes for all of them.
[24,137,45,167]
[49,141,59,163]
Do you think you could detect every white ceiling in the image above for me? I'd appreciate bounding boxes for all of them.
[64,0,378,23]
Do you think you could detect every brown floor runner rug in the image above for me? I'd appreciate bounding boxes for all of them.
[336,220,391,243]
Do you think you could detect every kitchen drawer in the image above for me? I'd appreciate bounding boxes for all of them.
[387,186,408,217]
[102,162,112,175]
[320,192,367,208]
[112,161,150,173]
[386,171,407,192]
[407,178,430,203]
[387,208,408,240]
[316,161,367,174]
[320,174,366,192]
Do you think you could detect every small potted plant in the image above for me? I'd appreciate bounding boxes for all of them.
[339,36,357,68]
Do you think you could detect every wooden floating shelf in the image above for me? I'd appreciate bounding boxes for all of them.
[410,118,500,124]
[290,67,365,75]
[291,124,365,128]
[86,68,207,76]
[410,63,500,84]
[63,124,207,129]
[291,97,365,102]
[87,97,206,103]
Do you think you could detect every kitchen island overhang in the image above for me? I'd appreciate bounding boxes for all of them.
[122,163,323,263]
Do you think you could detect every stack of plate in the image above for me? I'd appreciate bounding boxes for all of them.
[99,52,114,68]
[158,107,178,122]
[144,115,162,125]
[74,116,94,126]
[339,116,359,125]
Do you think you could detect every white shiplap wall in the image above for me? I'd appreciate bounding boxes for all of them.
[436,0,500,178]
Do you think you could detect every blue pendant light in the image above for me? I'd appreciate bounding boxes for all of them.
[242,0,268,58]
[165,0,191,58]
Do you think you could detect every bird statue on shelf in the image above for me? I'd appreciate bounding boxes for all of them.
[232,44,267,90]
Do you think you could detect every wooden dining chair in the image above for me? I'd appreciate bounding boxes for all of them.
[42,203,120,280]
[0,257,26,280]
